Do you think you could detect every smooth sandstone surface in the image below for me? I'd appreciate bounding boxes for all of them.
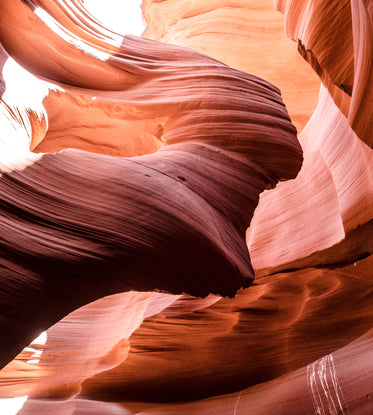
[0,0,372,414]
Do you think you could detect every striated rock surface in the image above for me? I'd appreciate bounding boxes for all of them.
[0,0,372,414]
[248,0,373,274]
[0,0,302,370]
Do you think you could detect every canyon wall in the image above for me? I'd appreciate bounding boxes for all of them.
[0,0,372,414]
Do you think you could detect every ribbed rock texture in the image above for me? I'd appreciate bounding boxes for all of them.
[0,0,372,414]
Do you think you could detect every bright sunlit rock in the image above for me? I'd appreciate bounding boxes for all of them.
[83,0,145,36]
[0,396,27,415]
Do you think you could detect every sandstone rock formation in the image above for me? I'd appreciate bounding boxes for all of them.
[0,0,372,414]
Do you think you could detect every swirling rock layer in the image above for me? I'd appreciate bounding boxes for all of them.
[0,0,372,414]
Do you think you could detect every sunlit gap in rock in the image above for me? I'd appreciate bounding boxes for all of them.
[0,56,60,166]
[0,396,27,415]
[24,331,48,364]
[82,0,145,36]
[0,332,47,415]
[34,7,111,60]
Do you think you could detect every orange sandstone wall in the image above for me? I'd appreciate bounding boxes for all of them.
[0,0,372,414]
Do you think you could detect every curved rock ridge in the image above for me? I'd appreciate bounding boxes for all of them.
[248,83,373,273]
[0,291,179,399]
[141,0,321,133]
[0,0,372,414]
[274,0,373,148]
[4,257,373,413]
[248,0,373,273]
[0,0,301,369]
[80,256,373,403]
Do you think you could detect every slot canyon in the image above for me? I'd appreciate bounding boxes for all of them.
[0,0,372,413]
